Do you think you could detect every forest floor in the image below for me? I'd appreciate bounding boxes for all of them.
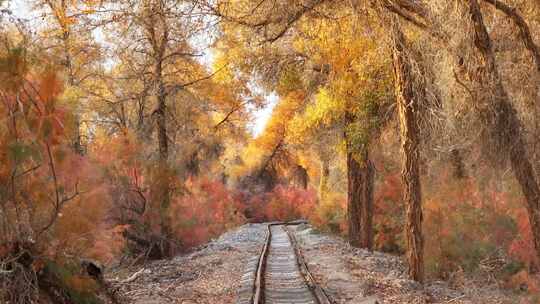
[107,223,529,304]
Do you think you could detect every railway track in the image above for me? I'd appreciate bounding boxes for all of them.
[236,223,331,304]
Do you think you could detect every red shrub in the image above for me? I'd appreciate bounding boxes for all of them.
[246,186,318,222]
[170,178,246,249]
[422,171,523,277]
[509,209,539,271]
[373,172,403,252]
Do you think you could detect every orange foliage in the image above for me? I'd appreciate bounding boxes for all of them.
[0,54,117,264]
[311,193,348,234]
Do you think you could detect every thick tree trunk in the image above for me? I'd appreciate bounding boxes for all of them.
[359,151,375,250]
[154,58,172,256]
[391,21,425,282]
[141,0,174,256]
[462,0,540,266]
[347,148,374,250]
[156,102,171,254]
[451,149,466,179]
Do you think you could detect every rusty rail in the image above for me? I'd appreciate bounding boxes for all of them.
[252,223,271,304]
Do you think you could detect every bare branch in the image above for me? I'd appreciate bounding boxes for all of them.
[38,144,80,237]
[213,101,246,130]
[482,0,540,72]
[382,0,428,29]
[166,64,228,95]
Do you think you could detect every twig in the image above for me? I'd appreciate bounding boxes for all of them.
[166,64,228,95]
[446,294,466,303]
[121,268,145,283]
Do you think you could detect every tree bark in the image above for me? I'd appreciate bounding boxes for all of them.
[153,55,172,256]
[451,149,466,179]
[462,0,540,266]
[145,0,173,255]
[391,20,425,282]
[481,0,540,73]
[319,158,330,201]
[386,0,540,275]
[292,165,309,189]
[347,147,374,250]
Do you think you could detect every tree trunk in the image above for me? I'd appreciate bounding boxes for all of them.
[47,0,84,156]
[347,147,374,250]
[153,57,172,256]
[292,165,309,189]
[391,20,425,282]
[61,28,83,155]
[462,0,540,266]
[319,158,330,201]
[451,149,466,179]
[141,0,173,256]
[359,151,375,250]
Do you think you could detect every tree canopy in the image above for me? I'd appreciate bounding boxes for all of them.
[2,0,540,301]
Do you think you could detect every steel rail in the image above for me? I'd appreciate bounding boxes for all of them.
[246,221,331,304]
[285,225,333,304]
[252,223,271,304]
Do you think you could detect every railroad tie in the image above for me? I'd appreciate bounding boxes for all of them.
[235,223,326,304]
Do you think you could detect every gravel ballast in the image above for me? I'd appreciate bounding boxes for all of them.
[289,224,518,304]
[109,223,524,303]
[109,224,267,304]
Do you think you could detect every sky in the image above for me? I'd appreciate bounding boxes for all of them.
[5,0,36,19]
[251,94,278,137]
[4,0,278,138]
